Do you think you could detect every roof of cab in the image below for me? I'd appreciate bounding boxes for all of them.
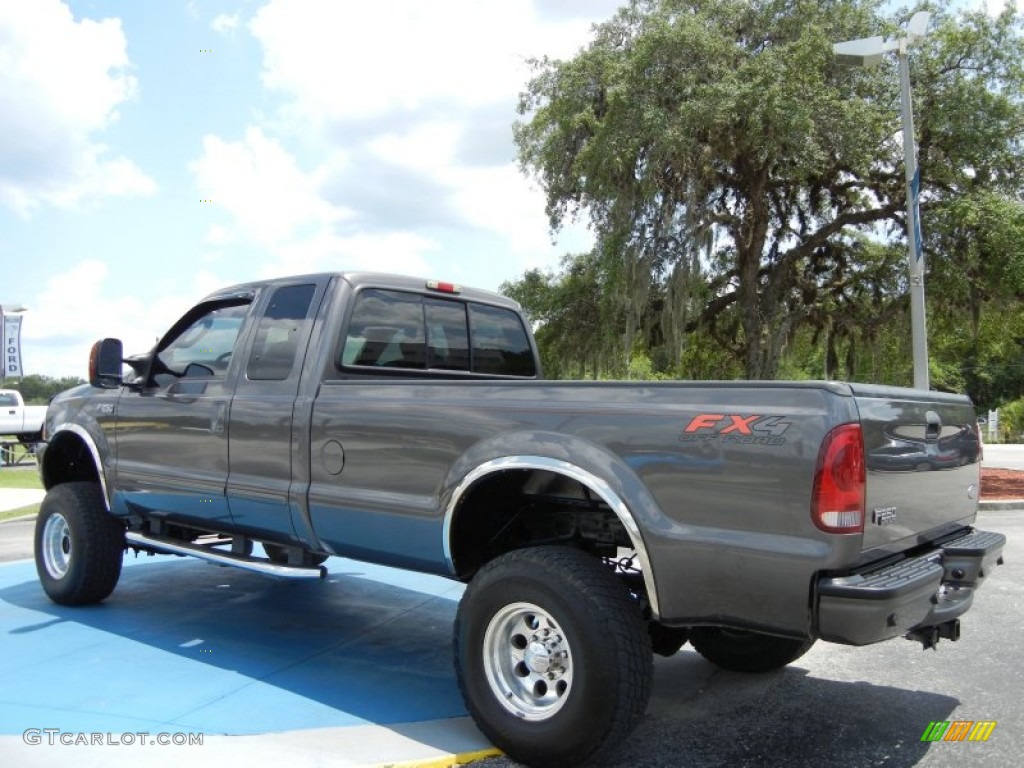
[200,272,523,311]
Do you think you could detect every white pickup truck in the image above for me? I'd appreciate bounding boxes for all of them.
[0,388,46,444]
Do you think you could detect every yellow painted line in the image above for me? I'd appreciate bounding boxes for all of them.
[379,746,503,768]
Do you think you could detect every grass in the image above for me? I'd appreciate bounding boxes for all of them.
[0,465,43,490]
[0,452,43,521]
[0,503,39,523]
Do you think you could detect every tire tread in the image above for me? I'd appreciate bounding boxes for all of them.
[35,482,124,606]
[689,626,814,673]
[455,546,652,767]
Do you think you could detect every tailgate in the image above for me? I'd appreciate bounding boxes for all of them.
[851,384,981,553]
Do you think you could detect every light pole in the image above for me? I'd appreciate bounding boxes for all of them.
[834,11,931,390]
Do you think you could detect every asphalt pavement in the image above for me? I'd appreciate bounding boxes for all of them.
[0,458,1019,767]
[480,508,1023,768]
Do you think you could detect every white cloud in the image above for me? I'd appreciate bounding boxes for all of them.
[0,0,156,216]
[20,260,215,378]
[179,0,616,297]
[211,12,241,34]
[190,126,354,246]
[257,231,438,280]
[241,1,609,276]
[190,126,438,277]
[248,0,606,125]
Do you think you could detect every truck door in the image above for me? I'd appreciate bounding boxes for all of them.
[0,390,21,434]
[114,297,253,527]
[226,280,325,538]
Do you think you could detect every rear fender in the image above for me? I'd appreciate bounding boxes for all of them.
[441,430,666,618]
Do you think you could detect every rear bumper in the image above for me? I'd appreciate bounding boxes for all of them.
[816,529,1005,645]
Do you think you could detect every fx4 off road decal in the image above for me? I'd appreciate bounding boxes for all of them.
[680,413,793,446]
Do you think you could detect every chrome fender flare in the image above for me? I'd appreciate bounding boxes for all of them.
[443,455,661,618]
[48,423,111,510]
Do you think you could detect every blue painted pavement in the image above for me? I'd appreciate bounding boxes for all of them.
[0,551,471,738]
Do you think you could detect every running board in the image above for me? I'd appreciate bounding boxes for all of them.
[125,531,326,580]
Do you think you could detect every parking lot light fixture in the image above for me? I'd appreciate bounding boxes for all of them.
[834,11,932,391]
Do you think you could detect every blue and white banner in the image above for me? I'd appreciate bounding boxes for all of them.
[2,313,23,379]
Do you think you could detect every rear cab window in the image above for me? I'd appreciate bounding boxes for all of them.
[339,289,535,377]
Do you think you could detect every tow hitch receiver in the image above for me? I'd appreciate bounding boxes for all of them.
[906,619,960,650]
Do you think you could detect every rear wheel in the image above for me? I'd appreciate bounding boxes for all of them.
[688,626,814,673]
[34,482,124,606]
[454,546,652,767]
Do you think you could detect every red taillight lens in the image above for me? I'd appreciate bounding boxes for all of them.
[812,423,865,534]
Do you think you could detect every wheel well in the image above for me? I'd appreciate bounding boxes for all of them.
[448,468,634,580]
[40,431,102,490]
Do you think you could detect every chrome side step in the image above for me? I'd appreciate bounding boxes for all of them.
[125,531,326,580]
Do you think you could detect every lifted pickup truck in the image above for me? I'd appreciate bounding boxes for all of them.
[0,388,46,444]
[36,272,1004,767]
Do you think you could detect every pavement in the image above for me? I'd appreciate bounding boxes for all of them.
[0,547,500,768]
[0,487,45,512]
[0,464,500,768]
[0,451,1020,768]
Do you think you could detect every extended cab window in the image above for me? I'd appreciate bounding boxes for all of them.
[152,302,250,387]
[247,284,316,381]
[341,289,535,377]
[469,303,536,376]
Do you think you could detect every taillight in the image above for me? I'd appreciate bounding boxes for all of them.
[812,423,865,534]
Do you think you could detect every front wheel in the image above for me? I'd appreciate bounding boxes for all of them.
[688,626,814,673]
[454,546,652,768]
[34,482,124,606]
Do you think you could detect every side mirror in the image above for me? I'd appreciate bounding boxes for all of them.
[89,338,124,389]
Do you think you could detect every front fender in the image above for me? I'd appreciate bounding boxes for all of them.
[40,392,115,510]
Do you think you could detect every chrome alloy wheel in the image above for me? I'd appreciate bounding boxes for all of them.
[482,601,574,721]
[41,512,71,580]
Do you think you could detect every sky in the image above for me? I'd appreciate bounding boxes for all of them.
[0,0,622,378]
[0,0,1016,380]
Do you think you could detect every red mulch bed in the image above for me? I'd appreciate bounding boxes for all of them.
[981,467,1024,500]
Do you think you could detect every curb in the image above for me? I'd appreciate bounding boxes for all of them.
[978,499,1024,511]
[386,747,502,768]
[0,513,36,523]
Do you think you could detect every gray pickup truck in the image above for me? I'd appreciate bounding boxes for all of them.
[35,272,1004,767]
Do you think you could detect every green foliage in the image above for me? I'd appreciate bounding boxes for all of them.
[995,398,1024,443]
[2,375,86,405]
[509,0,1024,390]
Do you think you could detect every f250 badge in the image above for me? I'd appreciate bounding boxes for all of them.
[872,507,898,526]
[679,414,793,446]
